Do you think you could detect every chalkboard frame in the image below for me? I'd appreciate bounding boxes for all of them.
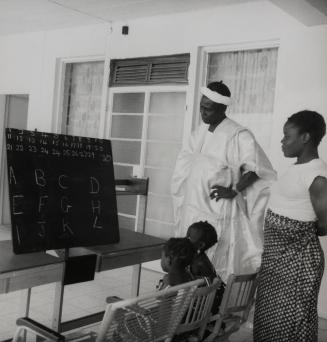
[5,128,120,254]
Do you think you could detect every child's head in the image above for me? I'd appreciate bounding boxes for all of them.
[186,221,218,252]
[161,238,196,273]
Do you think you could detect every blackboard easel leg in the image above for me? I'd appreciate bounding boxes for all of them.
[131,186,148,297]
[19,289,31,342]
[51,248,69,332]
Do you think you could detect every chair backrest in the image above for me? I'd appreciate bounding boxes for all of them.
[12,279,205,342]
[219,273,257,323]
[96,278,205,342]
[175,278,221,339]
[202,272,258,342]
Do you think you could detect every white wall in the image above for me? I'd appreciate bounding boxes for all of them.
[0,0,327,316]
[106,1,327,317]
[267,26,327,317]
[0,24,109,131]
[107,1,304,137]
[270,25,327,170]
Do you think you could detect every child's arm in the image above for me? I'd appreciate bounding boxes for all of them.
[191,255,216,281]
[156,274,170,290]
[106,295,124,303]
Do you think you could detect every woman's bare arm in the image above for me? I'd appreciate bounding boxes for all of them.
[310,176,327,236]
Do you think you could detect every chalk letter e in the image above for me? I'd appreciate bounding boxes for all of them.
[13,195,24,215]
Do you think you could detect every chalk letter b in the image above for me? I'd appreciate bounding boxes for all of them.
[35,169,46,187]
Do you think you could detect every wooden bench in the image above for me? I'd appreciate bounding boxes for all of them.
[12,273,257,342]
[13,278,205,342]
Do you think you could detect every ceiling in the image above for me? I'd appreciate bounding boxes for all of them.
[0,0,326,36]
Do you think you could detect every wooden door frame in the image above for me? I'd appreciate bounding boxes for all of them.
[0,94,29,224]
[52,56,106,135]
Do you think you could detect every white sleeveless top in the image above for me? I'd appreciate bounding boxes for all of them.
[268,158,327,221]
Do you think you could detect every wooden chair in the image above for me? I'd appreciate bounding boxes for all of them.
[202,272,258,342]
[174,277,222,342]
[12,278,204,342]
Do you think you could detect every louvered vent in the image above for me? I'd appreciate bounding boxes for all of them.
[110,54,189,86]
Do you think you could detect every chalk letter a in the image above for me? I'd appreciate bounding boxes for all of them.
[9,166,17,185]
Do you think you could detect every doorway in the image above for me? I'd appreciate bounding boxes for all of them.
[0,94,28,229]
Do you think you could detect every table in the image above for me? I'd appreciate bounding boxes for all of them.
[52,228,166,332]
[0,229,165,335]
[86,228,165,272]
[0,240,64,325]
[0,240,64,295]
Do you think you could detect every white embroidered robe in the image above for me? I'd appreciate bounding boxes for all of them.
[171,118,276,282]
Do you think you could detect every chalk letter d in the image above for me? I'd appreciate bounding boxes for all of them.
[89,177,99,194]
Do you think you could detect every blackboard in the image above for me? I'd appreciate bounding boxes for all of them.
[5,128,119,254]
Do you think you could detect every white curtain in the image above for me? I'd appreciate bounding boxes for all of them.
[62,61,104,138]
[207,48,278,151]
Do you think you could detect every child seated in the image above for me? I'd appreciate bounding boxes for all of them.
[171,224,224,341]
[186,221,218,282]
[157,237,196,290]
[186,221,225,312]
[110,238,195,341]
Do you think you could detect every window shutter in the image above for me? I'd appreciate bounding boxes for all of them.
[110,54,189,86]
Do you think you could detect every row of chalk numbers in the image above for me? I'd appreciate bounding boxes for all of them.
[63,150,95,158]
[7,139,108,159]
[7,138,105,153]
[7,144,98,159]
[7,144,24,152]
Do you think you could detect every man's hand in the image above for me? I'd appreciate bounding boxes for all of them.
[210,171,259,201]
[210,185,238,201]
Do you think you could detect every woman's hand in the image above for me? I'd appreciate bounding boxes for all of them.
[210,185,238,201]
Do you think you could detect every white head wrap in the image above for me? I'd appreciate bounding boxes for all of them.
[200,87,232,106]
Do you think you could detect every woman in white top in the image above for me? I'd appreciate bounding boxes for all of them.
[254,110,327,342]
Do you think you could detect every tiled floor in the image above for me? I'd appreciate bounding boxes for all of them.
[228,315,327,342]
[1,225,327,342]
[0,226,165,340]
[0,264,163,340]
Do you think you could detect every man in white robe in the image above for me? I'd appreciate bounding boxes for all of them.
[171,81,276,282]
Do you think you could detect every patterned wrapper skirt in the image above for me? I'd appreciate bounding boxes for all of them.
[253,210,324,342]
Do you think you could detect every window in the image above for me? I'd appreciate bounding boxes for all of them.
[107,87,187,239]
[61,60,104,137]
[110,54,189,86]
[107,54,190,239]
[202,45,279,151]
